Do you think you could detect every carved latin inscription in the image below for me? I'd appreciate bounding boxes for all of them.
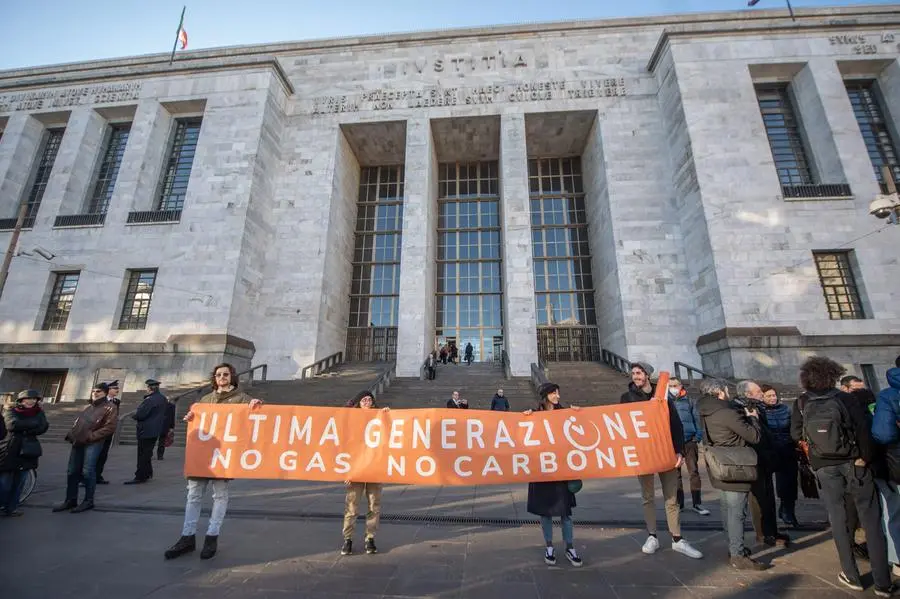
[0,82,142,112]
[311,77,627,115]
[827,31,896,55]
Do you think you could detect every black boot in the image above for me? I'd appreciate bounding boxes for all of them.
[164,535,196,559]
[52,500,77,512]
[200,535,218,560]
[71,500,94,513]
[780,502,800,528]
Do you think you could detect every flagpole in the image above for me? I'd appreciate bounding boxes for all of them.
[169,6,186,65]
[785,0,796,22]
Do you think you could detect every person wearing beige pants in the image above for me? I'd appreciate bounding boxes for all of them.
[342,482,383,551]
[621,362,703,560]
[639,469,682,538]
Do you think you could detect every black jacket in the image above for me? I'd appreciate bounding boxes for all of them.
[0,405,49,472]
[791,388,875,471]
[163,402,176,432]
[698,394,762,492]
[527,403,576,517]
[133,390,169,439]
[620,382,685,455]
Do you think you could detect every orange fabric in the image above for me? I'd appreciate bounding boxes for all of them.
[185,373,676,485]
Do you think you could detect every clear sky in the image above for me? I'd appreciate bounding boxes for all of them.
[0,0,895,71]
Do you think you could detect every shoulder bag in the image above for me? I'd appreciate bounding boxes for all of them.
[699,410,758,484]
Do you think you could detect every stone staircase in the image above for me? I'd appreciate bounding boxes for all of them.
[542,361,632,406]
[378,361,539,410]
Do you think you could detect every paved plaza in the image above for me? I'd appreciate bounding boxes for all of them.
[4,444,881,598]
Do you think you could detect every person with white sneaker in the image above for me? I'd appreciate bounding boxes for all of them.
[669,376,711,516]
[621,362,703,560]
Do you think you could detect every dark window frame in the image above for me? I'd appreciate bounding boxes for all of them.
[155,118,202,212]
[845,79,900,192]
[118,269,158,330]
[756,84,815,187]
[22,128,65,221]
[41,271,80,331]
[813,251,866,320]
[86,123,131,214]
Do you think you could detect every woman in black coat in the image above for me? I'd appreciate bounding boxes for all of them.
[524,382,583,567]
[0,389,49,516]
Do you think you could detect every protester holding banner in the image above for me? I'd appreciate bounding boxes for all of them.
[164,363,263,561]
[341,390,390,556]
[524,382,583,567]
[621,362,703,560]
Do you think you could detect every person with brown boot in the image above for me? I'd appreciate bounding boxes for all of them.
[164,363,262,561]
[52,383,117,514]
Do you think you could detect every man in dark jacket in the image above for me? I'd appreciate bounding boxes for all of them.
[621,362,702,560]
[157,398,176,461]
[736,380,790,548]
[126,379,168,485]
[668,376,710,515]
[791,357,893,596]
[697,378,767,570]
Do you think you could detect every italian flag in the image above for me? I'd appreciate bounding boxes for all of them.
[178,25,188,50]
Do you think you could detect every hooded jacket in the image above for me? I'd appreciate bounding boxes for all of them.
[873,368,900,445]
[621,382,685,455]
[671,389,702,443]
[490,393,509,412]
[697,394,762,492]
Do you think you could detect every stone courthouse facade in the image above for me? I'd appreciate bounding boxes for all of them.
[1,5,900,399]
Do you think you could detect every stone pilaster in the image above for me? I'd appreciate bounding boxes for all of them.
[0,114,45,218]
[396,118,437,377]
[499,114,538,376]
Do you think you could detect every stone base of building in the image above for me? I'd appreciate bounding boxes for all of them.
[0,334,255,401]
[697,327,900,389]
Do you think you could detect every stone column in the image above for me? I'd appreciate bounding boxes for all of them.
[38,106,108,226]
[105,100,173,224]
[793,58,881,201]
[499,114,538,376]
[396,118,437,377]
[0,113,45,218]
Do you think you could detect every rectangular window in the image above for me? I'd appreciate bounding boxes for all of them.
[87,124,130,214]
[41,272,79,330]
[845,80,900,192]
[813,251,865,320]
[756,84,813,187]
[22,128,65,222]
[156,118,201,211]
[119,269,157,330]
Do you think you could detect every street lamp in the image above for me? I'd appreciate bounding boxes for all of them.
[870,165,900,224]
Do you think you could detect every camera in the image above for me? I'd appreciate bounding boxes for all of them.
[869,194,899,220]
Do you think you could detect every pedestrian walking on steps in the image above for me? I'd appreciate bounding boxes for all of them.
[525,382,583,567]
[164,363,264,561]
[53,383,117,513]
[341,390,390,556]
[464,342,474,365]
[621,362,703,560]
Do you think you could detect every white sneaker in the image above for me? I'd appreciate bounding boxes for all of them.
[672,539,703,559]
[642,535,660,554]
[692,505,711,516]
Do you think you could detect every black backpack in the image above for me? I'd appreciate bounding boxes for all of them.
[802,390,855,460]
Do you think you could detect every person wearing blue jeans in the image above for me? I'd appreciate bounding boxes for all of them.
[524,382,583,567]
[53,383,118,513]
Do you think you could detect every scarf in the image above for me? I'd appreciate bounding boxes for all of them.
[14,404,42,418]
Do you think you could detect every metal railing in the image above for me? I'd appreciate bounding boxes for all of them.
[301,351,343,380]
[530,361,549,394]
[367,363,396,400]
[126,209,182,225]
[781,183,852,200]
[601,348,632,374]
[54,213,106,227]
[0,216,35,231]
[673,361,737,392]
[113,363,268,445]
[500,350,512,380]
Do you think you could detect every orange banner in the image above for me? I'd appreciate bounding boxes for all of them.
[185,373,675,485]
